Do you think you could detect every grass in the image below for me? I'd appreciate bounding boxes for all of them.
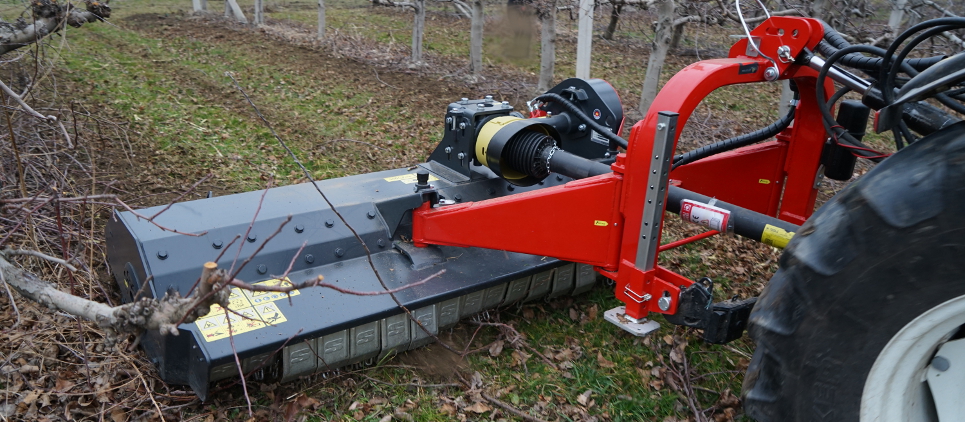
[15,1,797,420]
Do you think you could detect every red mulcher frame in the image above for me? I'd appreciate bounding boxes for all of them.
[413,17,833,320]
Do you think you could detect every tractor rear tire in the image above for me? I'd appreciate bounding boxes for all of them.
[741,122,965,422]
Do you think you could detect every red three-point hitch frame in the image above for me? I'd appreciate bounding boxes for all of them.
[412,17,833,321]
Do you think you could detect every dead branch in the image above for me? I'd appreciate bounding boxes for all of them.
[0,0,112,56]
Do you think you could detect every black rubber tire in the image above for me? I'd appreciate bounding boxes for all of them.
[741,121,965,422]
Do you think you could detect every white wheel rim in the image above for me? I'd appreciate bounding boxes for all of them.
[861,294,965,422]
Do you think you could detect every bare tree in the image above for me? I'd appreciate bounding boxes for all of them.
[537,0,558,91]
[470,0,484,76]
[639,0,674,114]
[0,0,110,56]
[319,0,327,39]
[412,0,427,64]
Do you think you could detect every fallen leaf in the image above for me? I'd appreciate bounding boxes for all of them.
[587,304,598,321]
[21,390,40,406]
[489,340,504,357]
[576,389,593,406]
[110,408,127,422]
[439,403,457,416]
[465,402,491,414]
[569,308,579,321]
[597,352,616,368]
[522,307,535,319]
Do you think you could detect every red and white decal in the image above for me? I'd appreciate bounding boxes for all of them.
[680,200,731,232]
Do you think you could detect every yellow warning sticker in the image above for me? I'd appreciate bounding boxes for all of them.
[593,220,608,226]
[195,278,299,342]
[761,224,795,249]
[759,179,771,184]
[384,173,439,184]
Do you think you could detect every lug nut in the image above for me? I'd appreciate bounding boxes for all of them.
[257,264,267,274]
[367,211,377,219]
[334,248,345,257]
[212,240,223,249]
[157,250,168,260]
[305,254,315,264]
[325,219,335,228]
[247,234,257,243]
[294,224,304,233]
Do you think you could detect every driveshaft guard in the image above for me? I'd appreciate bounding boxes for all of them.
[106,165,597,399]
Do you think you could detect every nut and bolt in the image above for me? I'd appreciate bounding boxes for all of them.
[657,295,673,311]
[325,219,335,228]
[257,264,268,274]
[367,211,377,219]
[457,152,466,161]
[445,117,453,124]
[212,240,223,249]
[445,147,452,154]
[507,185,515,191]
[458,122,467,129]
[656,123,667,131]
[764,66,779,81]
[578,124,587,132]
[294,224,305,233]
[377,238,386,248]
[460,98,469,104]
[334,248,345,257]
[157,250,168,260]
[454,194,463,202]
[305,254,315,264]
[247,234,257,243]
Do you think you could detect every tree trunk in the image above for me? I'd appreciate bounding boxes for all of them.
[318,0,326,39]
[669,21,684,49]
[575,0,594,79]
[193,0,203,12]
[537,0,557,92]
[888,0,908,33]
[602,4,621,41]
[470,0,484,75]
[639,0,674,115]
[411,0,426,64]
[201,0,208,11]
[254,0,264,24]
[226,0,249,23]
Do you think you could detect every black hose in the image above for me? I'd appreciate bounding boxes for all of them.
[532,93,629,149]
[816,21,944,74]
[672,103,796,170]
[816,45,889,161]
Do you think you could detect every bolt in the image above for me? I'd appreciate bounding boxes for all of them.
[454,194,463,202]
[377,238,386,248]
[507,185,515,191]
[460,98,469,104]
[157,250,168,260]
[485,95,493,102]
[335,248,345,257]
[932,356,951,372]
[658,295,672,311]
[445,117,453,124]
[604,152,611,158]
[256,264,267,274]
[764,66,779,81]
[477,103,485,109]
[656,123,667,131]
[457,152,466,160]
[458,122,467,129]
[488,187,496,195]
[294,224,304,233]
[305,254,315,264]
[578,124,587,132]
[212,240,223,249]
[367,211,377,219]
[247,234,257,243]
[325,219,335,228]
[445,146,452,154]
[556,175,564,181]
[501,101,510,106]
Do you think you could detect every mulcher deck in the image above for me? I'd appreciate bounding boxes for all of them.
[106,164,596,399]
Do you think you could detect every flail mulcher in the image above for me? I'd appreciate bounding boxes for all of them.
[106,15,965,421]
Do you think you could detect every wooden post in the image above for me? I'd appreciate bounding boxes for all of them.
[888,0,908,33]
[192,0,203,12]
[469,0,483,75]
[318,0,326,39]
[575,0,593,78]
[226,0,249,23]
[254,0,264,24]
[537,0,557,92]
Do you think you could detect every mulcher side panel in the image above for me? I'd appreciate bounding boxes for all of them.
[106,165,595,399]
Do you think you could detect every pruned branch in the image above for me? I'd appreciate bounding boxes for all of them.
[0,0,112,56]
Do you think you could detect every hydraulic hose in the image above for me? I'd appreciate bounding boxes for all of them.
[532,93,629,149]
[672,99,796,170]
[815,21,944,74]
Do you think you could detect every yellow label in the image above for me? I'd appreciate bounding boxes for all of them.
[383,173,439,184]
[594,220,608,226]
[195,278,298,342]
[761,224,795,249]
[759,179,771,184]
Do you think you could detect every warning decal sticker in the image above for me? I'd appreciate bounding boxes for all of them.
[195,278,298,342]
[383,173,439,184]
